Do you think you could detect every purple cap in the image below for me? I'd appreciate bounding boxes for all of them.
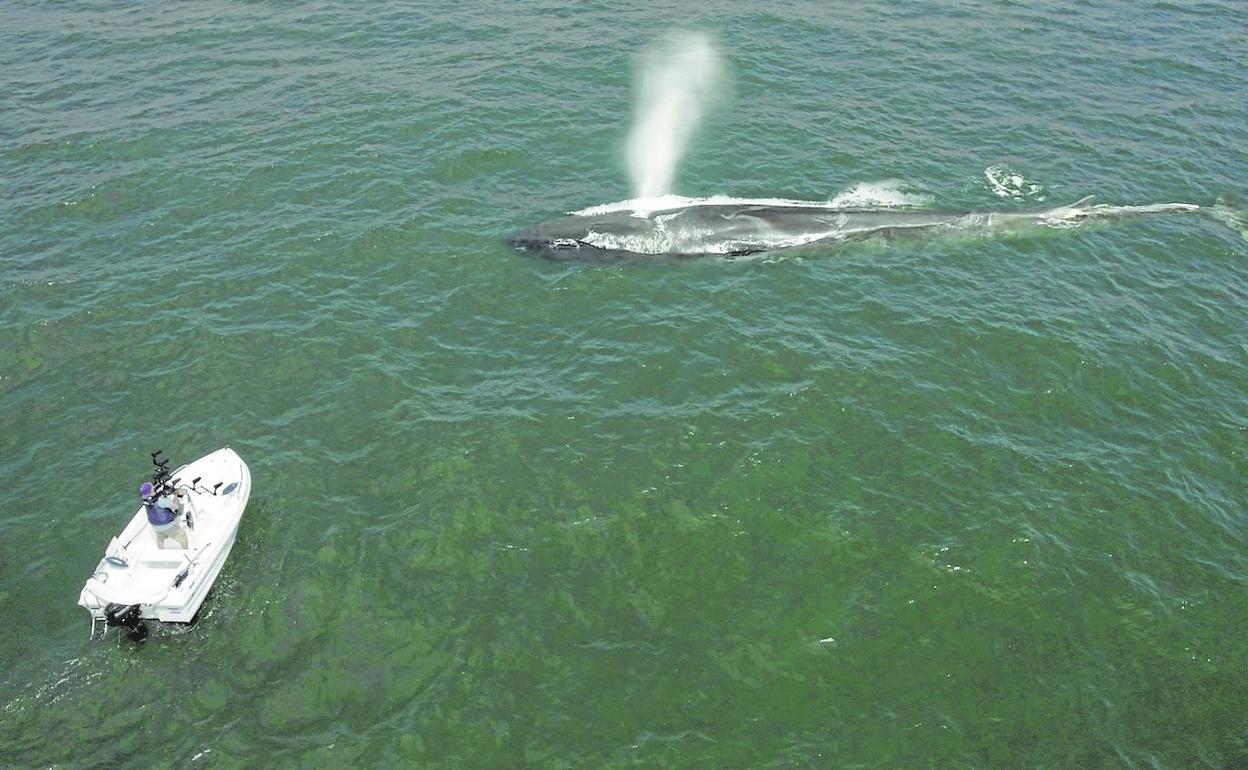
[140,481,154,498]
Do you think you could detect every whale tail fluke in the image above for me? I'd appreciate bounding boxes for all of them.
[1210,194,1248,242]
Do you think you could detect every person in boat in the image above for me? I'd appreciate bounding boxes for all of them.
[140,481,188,549]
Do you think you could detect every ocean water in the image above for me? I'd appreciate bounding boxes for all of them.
[2,1,1247,767]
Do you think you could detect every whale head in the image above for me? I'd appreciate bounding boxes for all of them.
[506,210,661,260]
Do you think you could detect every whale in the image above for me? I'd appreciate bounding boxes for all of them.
[508,194,1244,260]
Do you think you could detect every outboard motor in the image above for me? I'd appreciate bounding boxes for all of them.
[104,602,148,643]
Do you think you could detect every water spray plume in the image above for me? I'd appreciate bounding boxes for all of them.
[627,32,724,201]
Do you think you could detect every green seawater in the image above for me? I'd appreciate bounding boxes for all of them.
[3,1,1247,767]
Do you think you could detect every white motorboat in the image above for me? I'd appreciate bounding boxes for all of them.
[78,447,251,640]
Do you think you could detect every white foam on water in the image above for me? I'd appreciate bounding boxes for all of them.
[985,165,1044,200]
[826,179,933,208]
[574,194,840,217]
[626,32,725,200]
[573,180,932,217]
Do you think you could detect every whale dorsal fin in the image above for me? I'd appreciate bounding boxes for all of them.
[1069,195,1096,209]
